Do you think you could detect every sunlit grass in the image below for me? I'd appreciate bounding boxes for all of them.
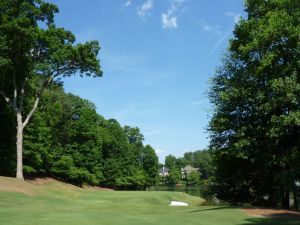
[0,177,298,225]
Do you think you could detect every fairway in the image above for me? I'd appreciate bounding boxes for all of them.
[0,177,298,225]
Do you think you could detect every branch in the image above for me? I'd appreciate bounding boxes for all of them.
[0,90,12,107]
[22,96,39,128]
[21,69,61,128]
[37,68,64,95]
[22,66,71,128]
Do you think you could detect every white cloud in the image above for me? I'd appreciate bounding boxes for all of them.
[198,20,221,35]
[124,0,132,7]
[138,0,154,17]
[155,148,165,155]
[161,0,186,29]
[162,13,177,29]
[226,11,242,24]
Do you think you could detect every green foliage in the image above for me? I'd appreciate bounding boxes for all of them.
[209,0,300,207]
[165,155,178,170]
[167,169,181,185]
[0,0,102,179]
[50,156,75,178]
[0,98,15,176]
[24,107,53,172]
[50,155,98,186]
[164,154,181,184]
[142,145,159,186]
[16,85,158,189]
[123,126,144,145]
[0,0,158,188]
[163,150,213,185]
[22,165,37,175]
[186,171,201,185]
[183,150,213,179]
[100,122,158,189]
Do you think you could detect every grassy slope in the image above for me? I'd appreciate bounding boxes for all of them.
[0,177,298,225]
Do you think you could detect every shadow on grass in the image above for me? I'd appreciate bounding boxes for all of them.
[187,206,300,224]
[187,206,232,213]
[240,217,300,225]
[241,208,300,224]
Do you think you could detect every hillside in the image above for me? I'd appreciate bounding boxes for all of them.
[0,176,299,225]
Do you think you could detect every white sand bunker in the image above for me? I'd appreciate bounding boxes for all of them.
[169,201,189,206]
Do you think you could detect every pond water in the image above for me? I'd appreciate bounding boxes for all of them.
[148,185,202,197]
[148,185,224,206]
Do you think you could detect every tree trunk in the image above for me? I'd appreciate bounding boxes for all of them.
[282,187,290,209]
[16,111,24,180]
[293,188,298,210]
[14,94,39,180]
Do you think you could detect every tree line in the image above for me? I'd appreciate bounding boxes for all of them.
[161,150,213,185]
[209,0,300,209]
[0,85,159,189]
[1,0,300,210]
[0,0,158,189]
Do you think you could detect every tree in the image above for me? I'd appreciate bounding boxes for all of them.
[167,169,181,185]
[123,126,144,145]
[192,150,213,179]
[182,150,213,179]
[0,98,15,176]
[142,145,159,187]
[186,171,201,185]
[165,155,181,184]
[48,93,104,185]
[183,152,194,165]
[209,0,300,208]
[20,86,104,185]
[165,154,178,170]
[0,0,102,179]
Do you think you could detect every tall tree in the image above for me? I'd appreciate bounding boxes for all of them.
[123,126,144,145]
[0,98,15,176]
[0,0,102,179]
[142,145,159,187]
[165,155,181,184]
[209,0,300,208]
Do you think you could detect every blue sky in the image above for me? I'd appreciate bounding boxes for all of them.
[49,0,245,162]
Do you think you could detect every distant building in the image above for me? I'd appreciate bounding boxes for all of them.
[159,166,169,177]
[181,165,199,179]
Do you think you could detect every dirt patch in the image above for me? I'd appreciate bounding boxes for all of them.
[83,185,114,191]
[26,177,58,185]
[242,208,300,220]
[0,176,37,196]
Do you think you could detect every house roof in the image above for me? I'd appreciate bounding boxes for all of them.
[182,165,199,173]
[159,166,169,173]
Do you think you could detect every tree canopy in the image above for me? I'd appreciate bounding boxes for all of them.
[209,0,300,208]
[0,0,158,189]
[0,0,102,179]
[0,85,159,189]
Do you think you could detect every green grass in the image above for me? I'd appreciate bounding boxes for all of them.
[0,177,299,225]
